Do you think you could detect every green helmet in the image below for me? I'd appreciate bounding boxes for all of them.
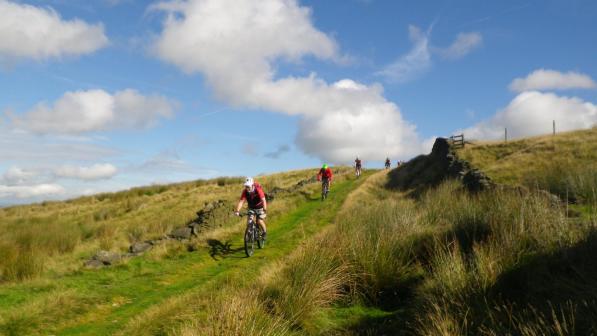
[322,164,328,169]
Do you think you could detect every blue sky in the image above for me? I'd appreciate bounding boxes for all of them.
[1,0,597,205]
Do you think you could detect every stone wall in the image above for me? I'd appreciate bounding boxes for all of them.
[386,137,494,195]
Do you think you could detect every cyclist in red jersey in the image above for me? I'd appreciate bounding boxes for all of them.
[317,164,333,200]
[317,164,333,185]
[385,157,391,169]
[235,177,267,240]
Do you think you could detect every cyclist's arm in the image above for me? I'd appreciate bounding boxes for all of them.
[235,199,244,213]
[236,191,247,214]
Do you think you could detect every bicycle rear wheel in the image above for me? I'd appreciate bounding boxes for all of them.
[257,226,265,249]
[321,181,329,200]
[244,225,255,257]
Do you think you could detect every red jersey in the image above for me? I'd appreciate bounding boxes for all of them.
[317,167,333,181]
[240,182,266,209]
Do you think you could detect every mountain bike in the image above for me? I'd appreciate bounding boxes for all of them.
[321,179,330,201]
[241,210,265,257]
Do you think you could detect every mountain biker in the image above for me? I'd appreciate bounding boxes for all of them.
[317,164,333,196]
[235,177,267,240]
[355,157,362,177]
[385,157,391,169]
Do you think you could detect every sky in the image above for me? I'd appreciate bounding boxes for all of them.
[1,0,597,206]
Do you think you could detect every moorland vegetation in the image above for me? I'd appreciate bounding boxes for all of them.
[1,129,597,335]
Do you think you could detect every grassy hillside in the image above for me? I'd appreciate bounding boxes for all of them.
[193,140,597,335]
[458,128,597,187]
[176,131,597,335]
[457,128,597,182]
[0,167,368,335]
[0,169,333,283]
[3,129,597,335]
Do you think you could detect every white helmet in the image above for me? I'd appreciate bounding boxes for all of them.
[243,177,254,187]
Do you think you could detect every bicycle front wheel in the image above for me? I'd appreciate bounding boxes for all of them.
[244,226,255,257]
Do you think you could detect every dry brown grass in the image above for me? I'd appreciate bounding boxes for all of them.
[458,127,597,185]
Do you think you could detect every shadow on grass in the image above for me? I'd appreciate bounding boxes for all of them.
[338,228,597,335]
[206,239,244,260]
[337,273,424,336]
[473,230,597,334]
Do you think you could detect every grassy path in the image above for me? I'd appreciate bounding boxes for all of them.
[0,173,372,336]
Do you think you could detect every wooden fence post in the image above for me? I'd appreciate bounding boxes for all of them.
[505,128,508,143]
[553,120,556,135]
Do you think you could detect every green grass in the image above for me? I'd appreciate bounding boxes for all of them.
[0,169,367,335]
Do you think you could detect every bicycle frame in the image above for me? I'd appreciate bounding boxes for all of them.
[241,210,264,256]
[321,179,330,200]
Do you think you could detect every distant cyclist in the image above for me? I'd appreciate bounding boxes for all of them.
[235,177,267,241]
[355,157,362,177]
[385,157,391,169]
[317,164,333,200]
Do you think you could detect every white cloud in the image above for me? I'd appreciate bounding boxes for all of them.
[151,0,339,106]
[461,91,597,140]
[0,183,65,199]
[377,25,432,83]
[152,0,421,163]
[55,163,118,180]
[2,166,39,185]
[12,89,176,134]
[509,69,597,92]
[437,32,482,60]
[0,0,108,62]
[296,79,421,162]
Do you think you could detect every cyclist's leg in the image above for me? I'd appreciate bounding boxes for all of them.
[256,209,267,235]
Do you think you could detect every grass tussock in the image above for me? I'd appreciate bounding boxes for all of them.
[260,246,351,330]
[175,291,291,336]
[523,158,597,205]
[414,181,595,335]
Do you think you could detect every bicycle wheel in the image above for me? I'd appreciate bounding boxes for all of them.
[244,223,255,257]
[257,226,265,249]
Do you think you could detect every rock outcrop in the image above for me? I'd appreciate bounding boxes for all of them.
[84,250,122,268]
[386,137,494,195]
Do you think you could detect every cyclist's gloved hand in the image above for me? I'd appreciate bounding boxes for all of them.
[234,211,240,217]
